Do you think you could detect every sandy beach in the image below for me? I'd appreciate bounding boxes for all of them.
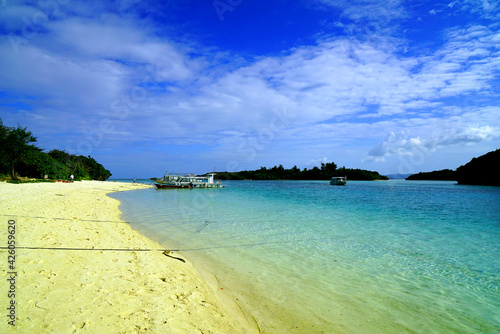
[0,181,257,333]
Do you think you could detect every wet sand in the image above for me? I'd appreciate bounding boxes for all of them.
[0,180,258,333]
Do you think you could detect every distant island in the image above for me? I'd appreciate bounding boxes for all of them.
[215,162,389,181]
[0,118,111,181]
[406,149,500,186]
[405,169,456,181]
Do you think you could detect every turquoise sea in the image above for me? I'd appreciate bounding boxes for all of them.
[109,180,500,333]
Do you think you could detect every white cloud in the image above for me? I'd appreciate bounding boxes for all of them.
[367,122,500,161]
[434,124,500,145]
[7,22,496,166]
[46,16,199,83]
[0,42,132,115]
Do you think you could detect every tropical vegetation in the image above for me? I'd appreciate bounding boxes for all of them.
[0,118,111,181]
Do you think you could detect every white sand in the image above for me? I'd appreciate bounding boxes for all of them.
[0,181,258,333]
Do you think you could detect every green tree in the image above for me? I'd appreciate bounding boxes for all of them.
[0,119,8,175]
[0,120,38,179]
[18,149,70,179]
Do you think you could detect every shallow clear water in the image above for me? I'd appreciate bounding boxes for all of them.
[110,180,500,333]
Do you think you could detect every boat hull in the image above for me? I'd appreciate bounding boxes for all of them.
[154,182,191,189]
[153,172,225,189]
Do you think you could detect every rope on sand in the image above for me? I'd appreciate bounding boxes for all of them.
[0,246,185,262]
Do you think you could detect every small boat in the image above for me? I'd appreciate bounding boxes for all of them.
[330,176,347,185]
[154,172,225,189]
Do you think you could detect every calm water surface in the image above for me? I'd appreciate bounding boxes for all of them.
[110,180,500,333]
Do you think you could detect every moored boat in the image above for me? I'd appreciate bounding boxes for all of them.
[154,172,225,189]
[330,176,347,185]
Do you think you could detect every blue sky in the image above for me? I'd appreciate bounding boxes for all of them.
[0,0,499,178]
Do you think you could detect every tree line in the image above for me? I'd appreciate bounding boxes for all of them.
[215,162,389,181]
[0,118,111,181]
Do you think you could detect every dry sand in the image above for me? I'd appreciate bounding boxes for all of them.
[0,181,258,333]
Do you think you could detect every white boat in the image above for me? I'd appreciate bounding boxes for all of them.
[330,176,347,185]
[154,172,225,189]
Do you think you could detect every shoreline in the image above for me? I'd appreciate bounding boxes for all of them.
[0,180,257,333]
[112,185,330,333]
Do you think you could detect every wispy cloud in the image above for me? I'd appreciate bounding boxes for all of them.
[317,0,407,25]
[367,123,500,161]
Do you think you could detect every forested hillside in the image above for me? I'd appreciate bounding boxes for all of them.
[456,149,500,186]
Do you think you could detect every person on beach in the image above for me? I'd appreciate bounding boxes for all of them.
[70,174,74,182]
